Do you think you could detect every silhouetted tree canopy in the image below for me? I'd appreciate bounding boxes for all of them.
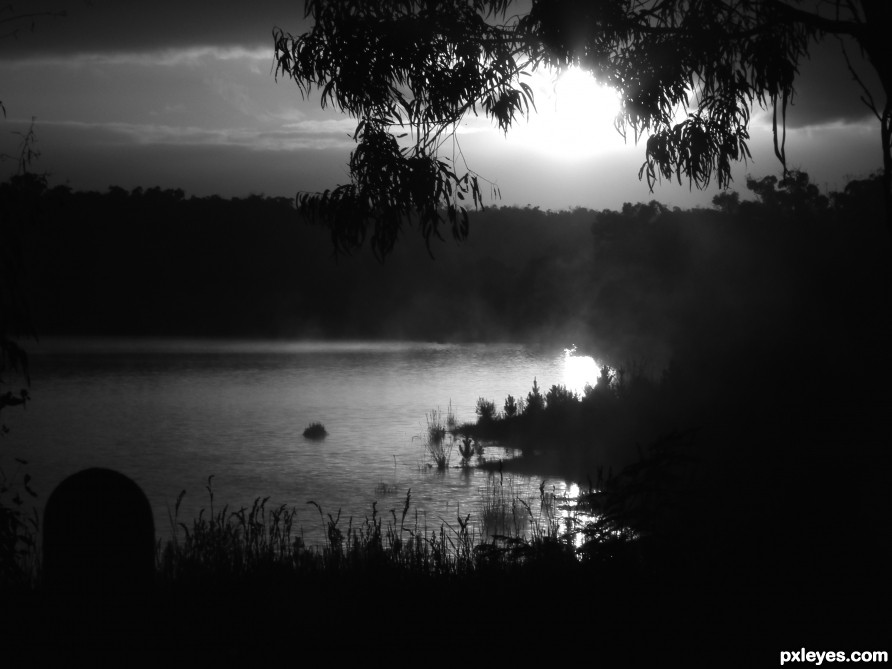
[274,1,892,255]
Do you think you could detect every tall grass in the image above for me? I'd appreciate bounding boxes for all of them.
[445,399,457,432]
[422,407,453,469]
[158,476,304,583]
[151,470,593,588]
[480,472,529,539]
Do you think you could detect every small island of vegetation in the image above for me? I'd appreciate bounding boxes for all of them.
[302,421,328,439]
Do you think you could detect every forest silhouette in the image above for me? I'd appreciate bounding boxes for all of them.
[16,171,889,356]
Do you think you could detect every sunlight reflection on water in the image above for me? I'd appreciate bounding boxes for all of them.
[4,338,598,549]
[562,345,600,395]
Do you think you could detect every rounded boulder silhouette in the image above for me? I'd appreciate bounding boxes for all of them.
[43,467,155,596]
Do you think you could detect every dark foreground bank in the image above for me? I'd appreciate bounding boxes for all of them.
[2,447,888,667]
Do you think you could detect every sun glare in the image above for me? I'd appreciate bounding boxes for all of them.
[563,346,599,395]
[510,66,625,160]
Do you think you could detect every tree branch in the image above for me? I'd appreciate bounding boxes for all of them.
[770,0,863,37]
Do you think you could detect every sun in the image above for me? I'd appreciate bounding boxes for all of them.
[508,65,625,160]
[562,346,599,395]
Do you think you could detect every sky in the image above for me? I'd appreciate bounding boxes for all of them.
[0,0,884,211]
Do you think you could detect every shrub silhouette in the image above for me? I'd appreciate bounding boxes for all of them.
[303,422,328,439]
[475,397,497,423]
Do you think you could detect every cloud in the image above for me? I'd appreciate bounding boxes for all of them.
[0,41,356,145]
[770,36,883,129]
[0,117,352,198]
[204,75,268,119]
[0,1,308,56]
[281,118,356,135]
[27,118,355,152]
[2,1,882,137]
[4,46,273,70]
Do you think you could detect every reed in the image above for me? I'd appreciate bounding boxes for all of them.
[480,472,531,539]
[159,476,306,582]
[151,469,598,588]
[425,408,447,444]
[445,399,457,432]
[422,408,453,469]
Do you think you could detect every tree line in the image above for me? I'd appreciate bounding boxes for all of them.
[7,171,888,365]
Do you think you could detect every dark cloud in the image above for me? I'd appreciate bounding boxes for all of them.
[1,118,350,198]
[0,1,307,55]
[6,4,881,130]
[782,36,883,128]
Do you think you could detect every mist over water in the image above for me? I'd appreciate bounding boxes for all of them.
[4,338,598,547]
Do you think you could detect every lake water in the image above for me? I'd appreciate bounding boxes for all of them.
[2,338,601,548]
